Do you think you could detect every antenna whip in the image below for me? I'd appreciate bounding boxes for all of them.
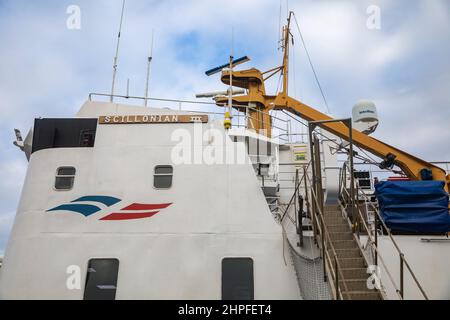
[110,0,126,102]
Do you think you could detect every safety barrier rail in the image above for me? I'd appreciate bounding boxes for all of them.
[88,92,299,143]
[339,161,429,300]
[280,160,351,299]
[305,171,350,300]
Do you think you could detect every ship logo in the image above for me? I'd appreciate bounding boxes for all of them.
[46,196,172,221]
[47,196,121,217]
[100,203,172,221]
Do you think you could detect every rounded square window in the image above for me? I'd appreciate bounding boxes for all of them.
[154,165,173,189]
[55,166,76,190]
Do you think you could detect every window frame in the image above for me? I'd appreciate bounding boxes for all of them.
[83,258,120,300]
[153,165,174,189]
[221,257,254,300]
[54,166,76,191]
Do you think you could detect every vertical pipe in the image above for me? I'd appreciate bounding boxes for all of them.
[338,167,342,202]
[322,217,327,282]
[144,30,155,107]
[286,119,290,143]
[245,106,249,131]
[356,182,360,238]
[308,124,317,226]
[348,120,356,227]
[298,194,304,247]
[228,55,233,123]
[335,255,339,300]
[110,0,126,103]
[294,169,299,230]
[400,253,404,299]
[309,126,323,263]
[304,165,315,244]
[313,135,323,214]
[303,166,310,218]
[342,164,347,206]
[374,210,378,266]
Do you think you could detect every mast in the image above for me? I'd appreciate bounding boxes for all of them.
[282,11,293,96]
[144,30,155,107]
[110,0,126,103]
[213,11,449,190]
[227,28,234,123]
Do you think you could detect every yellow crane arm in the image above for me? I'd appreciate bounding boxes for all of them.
[272,95,450,192]
[214,11,449,193]
[216,70,449,192]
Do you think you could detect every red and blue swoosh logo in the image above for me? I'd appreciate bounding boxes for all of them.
[46,196,172,221]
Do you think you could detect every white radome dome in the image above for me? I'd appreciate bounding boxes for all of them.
[352,100,378,123]
[352,100,379,135]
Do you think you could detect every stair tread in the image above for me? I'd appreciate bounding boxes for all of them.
[338,279,371,292]
[335,248,362,258]
[331,249,362,258]
[340,279,368,283]
[324,214,345,218]
[342,289,380,296]
[323,206,381,300]
[324,219,347,224]
[333,241,358,247]
[336,256,366,268]
[330,231,352,234]
[330,233,353,237]
[324,213,345,217]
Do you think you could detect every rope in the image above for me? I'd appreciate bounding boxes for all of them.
[358,146,380,164]
[292,13,331,114]
[281,110,405,174]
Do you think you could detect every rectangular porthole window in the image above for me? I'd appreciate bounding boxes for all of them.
[84,259,120,300]
[222,258,254,300]
[154,165,173,189]
[55,167,76,190]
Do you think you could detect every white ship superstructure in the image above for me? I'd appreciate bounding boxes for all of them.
[1,100,305,299]
[1,9,450,301]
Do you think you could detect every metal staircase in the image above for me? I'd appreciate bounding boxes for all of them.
[265,195,281,221]
[280,120,429,300]
[323,204,381,300]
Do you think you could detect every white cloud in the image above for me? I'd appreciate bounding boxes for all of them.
[0,0,449,254]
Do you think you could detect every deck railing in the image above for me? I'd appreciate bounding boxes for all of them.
[339,161,429,300]
[88,92,298,143]
[305,170,350,300]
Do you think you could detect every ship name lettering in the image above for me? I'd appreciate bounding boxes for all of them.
[191,116,202,122]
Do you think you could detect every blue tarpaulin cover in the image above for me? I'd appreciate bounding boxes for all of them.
[375,181,450,233]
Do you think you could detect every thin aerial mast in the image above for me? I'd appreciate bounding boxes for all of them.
[144,30,155,107]
[282,11,293,96]
[110,0,126,103]
[126,78,130,98]
[227,28,234,123]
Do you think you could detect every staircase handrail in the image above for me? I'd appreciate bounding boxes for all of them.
[340,161,429,300]
[305,173,350,300]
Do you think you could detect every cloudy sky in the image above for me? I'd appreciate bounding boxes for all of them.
[0,0,449,254]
